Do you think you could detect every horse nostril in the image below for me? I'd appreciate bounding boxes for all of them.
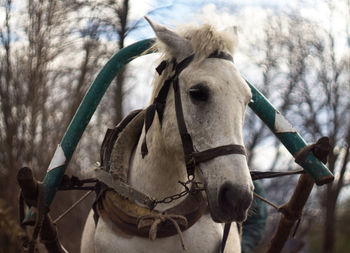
[218,182,253,215]
[218,182,235,211]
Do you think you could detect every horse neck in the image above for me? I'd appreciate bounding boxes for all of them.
[128,117,188,210]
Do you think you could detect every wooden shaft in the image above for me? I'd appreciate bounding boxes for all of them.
[266,174,314,253]
[17,167,66,253]
[17,167,38,206]
[40,215,67,253]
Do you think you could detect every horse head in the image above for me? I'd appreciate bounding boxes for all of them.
[145,17,254,223]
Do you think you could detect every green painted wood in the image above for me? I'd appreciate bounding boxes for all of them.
[42,39,155,206]
[36,38,333,212]
[247,81,334,185]
[24,39,154,222]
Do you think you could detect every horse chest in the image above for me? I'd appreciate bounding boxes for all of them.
[93,214,241,253]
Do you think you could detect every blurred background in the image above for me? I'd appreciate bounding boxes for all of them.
[0,0,349,252]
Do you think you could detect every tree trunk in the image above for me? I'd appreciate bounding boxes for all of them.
[112,0,129,124]
[114,67,126,124]
[322,185,337,253]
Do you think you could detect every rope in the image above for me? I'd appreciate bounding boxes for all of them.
[253,192,279,211]
[253,192,303,238]
[167,216,187,250]
[53,190,93,224]
[137,214,188,250]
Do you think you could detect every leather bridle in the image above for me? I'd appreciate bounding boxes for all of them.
[141,51,247,179]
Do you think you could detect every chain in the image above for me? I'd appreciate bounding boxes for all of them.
[154,176,205,205]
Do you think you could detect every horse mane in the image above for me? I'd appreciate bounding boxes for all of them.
[149,23,238,102]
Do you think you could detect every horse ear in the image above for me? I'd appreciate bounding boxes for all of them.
[145,16,193,61]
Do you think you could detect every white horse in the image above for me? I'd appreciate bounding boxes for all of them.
[81,17,254,253]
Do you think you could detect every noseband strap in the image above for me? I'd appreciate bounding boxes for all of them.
[191,145,246,164]
[143,51,246,178]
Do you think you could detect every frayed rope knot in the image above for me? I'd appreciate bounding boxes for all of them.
[137,214,188,250]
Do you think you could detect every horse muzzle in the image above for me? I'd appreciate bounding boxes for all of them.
[204,181,253,223]
[198,156,254,223]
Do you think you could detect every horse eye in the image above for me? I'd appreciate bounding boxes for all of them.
[189,83,210,102]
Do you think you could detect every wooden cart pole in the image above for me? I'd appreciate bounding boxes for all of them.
[266,174,314,253]
[246,80,333,185]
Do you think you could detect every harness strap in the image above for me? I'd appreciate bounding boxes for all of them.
[191,144,246,164]
[174,54,194,74]
[208,51,234,62]
[250,169,304,180]
[221,223,231,253]
[155,60,168,75]
[98,185,206,239]
[141,77,174,157]
[173,77,195,175]
[141,104,157,157]
[153,78,172,122]
[171,53,245,177]
[94,169,156,210]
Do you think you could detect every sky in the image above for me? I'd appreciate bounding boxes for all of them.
[124,0,349,38]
